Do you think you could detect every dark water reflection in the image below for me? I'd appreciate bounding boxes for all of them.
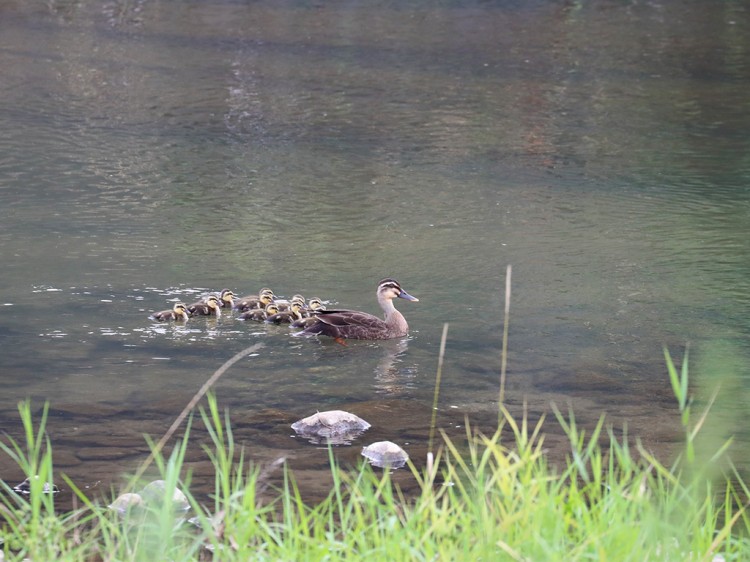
[1,0,749,508]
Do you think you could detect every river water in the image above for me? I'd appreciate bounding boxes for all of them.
[1,0,749,507]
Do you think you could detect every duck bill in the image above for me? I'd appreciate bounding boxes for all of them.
[398,290,419,302]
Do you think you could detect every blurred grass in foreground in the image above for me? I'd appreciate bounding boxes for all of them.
[1,348,748,561]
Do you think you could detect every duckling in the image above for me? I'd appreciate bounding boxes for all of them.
[265,301,304,324]
[303,297,325,316]
[216,289,235,309]
[150,303,189,322]
[293,278,418,340]
[274,294,306,312]
[290,298,326,328]
[235,288,275,312]
[238,302,280,322]
[187,294,222,317]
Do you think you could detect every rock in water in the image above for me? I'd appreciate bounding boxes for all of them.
[108,492,145,517]
[291,410,371,445]
[140,479,190,513]
[361,441,409,468]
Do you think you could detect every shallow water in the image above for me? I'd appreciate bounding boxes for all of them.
[1,0,749,507]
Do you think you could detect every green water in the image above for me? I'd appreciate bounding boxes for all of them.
[1,0,748,505]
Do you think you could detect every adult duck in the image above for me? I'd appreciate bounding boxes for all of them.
[293,278,418,340]
[150,303,189,322]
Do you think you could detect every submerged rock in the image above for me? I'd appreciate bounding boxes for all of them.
[361,441,409,468]
[139,479,190,513]
[291,410,371,445]
[109,481,190,519]
[108,492,145,516]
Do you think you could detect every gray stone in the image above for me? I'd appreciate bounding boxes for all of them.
[291,410,371,445]
[361,441,409,468]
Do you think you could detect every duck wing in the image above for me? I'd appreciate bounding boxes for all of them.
[298,309,390,339]
[315,309,381,326]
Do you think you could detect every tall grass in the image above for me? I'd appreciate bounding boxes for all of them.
[1,350,749,560]
[0,402,62,561]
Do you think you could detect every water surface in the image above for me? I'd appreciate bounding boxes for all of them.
[1,0,749,506]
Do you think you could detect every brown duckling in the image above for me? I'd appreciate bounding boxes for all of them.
[265,301,304,324]
[238,302,280,322]
[290,298,326,328]
[150,302,189,322]
[235,288,275,312]
[274,294,306,312]
[187,294,222,317]
[303,297,325,315]
[216,289,235,309]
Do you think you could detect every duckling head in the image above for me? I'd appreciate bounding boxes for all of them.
[307,298,325,311]
[265,303,280,315]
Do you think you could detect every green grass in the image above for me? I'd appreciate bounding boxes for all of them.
[1,349,749,561]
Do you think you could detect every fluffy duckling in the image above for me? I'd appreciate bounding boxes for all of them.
[150,303,189,322]
[303,297,325,315]
[265,301,304,324]
[274,294,306,312]
[235,288,275,312]
[238,302,280,322]
[187,294,222,317]
[216,289,235,309]
[290,298,326,328]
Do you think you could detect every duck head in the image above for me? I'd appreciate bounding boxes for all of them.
[377,278,419,302]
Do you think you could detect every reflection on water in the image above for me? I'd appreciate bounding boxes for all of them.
[373,338,414,394]
[1,0,749,507]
